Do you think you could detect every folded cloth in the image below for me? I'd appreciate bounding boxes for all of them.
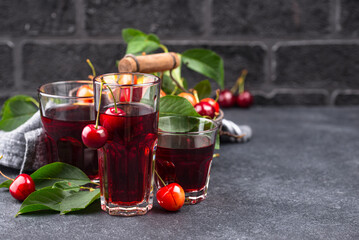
[0,111,48,173]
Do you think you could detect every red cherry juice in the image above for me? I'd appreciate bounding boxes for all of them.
[156,135,215,192]
[98,103,158,206]
[41,104,98,179]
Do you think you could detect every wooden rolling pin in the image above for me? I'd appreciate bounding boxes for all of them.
[118,52,180,73]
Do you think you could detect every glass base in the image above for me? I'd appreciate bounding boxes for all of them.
[184,188,207,205]
[100,195,153,216]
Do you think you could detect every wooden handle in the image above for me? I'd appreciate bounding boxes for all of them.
[118,52,180,73]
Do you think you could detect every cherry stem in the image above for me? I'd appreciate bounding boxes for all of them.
[193,90,200,103]
[80,186,95,192]
[87,59,118,113]
[230,69,248,94]
[159,44,168,53]
[0,157,15,181]
[105,84,118,113]
[95,82,104,129]
[86,59,96,77]
[90,181,100,186]
[169,70,188,93]
[215,89,220,102]
[213,153,220,158]
[154,169,166,187]
[238,69,248,95]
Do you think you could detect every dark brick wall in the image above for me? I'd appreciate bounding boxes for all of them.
[0,0,359,106]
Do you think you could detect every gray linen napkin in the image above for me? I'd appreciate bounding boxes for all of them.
[0,111,48,173]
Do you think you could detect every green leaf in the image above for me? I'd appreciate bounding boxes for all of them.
[52,181,81,192]
[0,179,11,188]
[60,189,100,215]
[181,49,224,89]
[122,28,147,43]
[162,55,184,94]
[194,80,212,100]
[159,96,201,117]
[0,95,39,131]
[159,115,201,133]
[126,34,161,55]
[30,162,91,190]
[16,188,71,216]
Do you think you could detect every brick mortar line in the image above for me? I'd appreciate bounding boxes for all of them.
[2,37,359,46]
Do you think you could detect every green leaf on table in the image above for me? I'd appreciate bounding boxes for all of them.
[181,49,224,89]
[16,188,71,216]
[60,189,100,215]
[0,179,12,188]
[159,95,201,117]
[52,181,81,192]
[126,35,161,55]
[194,80,212,100]
[30,162,91,190]
[0,95,39,131]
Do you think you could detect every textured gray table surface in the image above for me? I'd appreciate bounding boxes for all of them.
[0,107,358,240]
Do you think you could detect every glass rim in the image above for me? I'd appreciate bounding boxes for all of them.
[158,115,219,135]
[93,72,161,87]
[38,80,93,99]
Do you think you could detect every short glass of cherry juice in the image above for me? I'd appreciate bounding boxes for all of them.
[93,73,160,216]
[156,116,219,204]
[38,80,98,180]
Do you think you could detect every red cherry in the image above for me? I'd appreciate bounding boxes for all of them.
[194,102,216,119]
[81,124,108,149]
[200,98,219,113]
[9,174,36,201]
[100,107,126,133]
[156,183,185,211]
[76,85,94,103]
[236,91,253,108]
[218,89,235,108]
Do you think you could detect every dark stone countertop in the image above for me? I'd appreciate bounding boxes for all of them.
[0,107,358,240]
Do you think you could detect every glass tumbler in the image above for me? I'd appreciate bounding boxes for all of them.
[94,73,160,216]
[38,80,98,180]
[156,116,219,204]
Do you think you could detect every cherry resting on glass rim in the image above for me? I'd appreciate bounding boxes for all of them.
[218,89,235,108]
[98,103,158,206]
[41,104,99,179]
[194,102,215,119]
[9,174,35,201]
[156,183,185,211]
[82,124,108,149]
[156,135,215,193]
[236,91,253,108]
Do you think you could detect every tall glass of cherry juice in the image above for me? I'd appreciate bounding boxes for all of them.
[94,73,160,216]
[156,116,219,204]
[38,80,98,180]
